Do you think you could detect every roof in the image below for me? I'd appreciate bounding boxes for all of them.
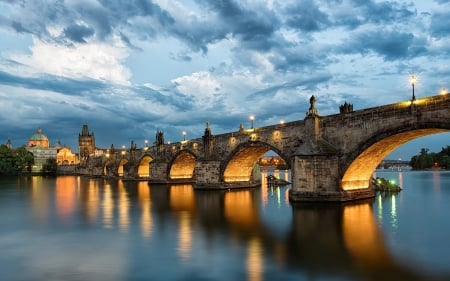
[29,128,49,141]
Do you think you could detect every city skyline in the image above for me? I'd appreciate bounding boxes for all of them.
[1,0,450,160]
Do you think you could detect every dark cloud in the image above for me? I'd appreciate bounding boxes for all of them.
[284,0,330,32]
[247,74,333,100]
[193,0,280,52]
[333,0,415,29]
[63,24,95,43]
[429,12,450,38]
[11,21,29,33]
[0,70,108,96]
[339,30,417,60]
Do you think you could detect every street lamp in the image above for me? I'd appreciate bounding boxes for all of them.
[144,139,148,150]
[182,131,186,141]
[249,115,255,129]
[410,75,416,102]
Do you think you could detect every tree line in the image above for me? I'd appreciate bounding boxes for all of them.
[409,146,450,170]
[0,144,57,176]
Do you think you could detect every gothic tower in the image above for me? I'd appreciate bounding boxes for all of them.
[78,124,95,159]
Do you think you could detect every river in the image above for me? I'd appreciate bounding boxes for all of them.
[0,170,449,281]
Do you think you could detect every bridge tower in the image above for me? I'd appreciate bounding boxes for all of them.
[78,124,95,161]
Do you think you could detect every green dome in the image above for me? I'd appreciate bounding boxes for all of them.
[29,128,48,141]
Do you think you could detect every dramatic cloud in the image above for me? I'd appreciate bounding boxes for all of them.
[0,0,449,160]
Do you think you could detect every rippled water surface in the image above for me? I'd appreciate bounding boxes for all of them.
[0,170,449,281]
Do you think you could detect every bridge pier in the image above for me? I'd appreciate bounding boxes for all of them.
[194,160,221,188]
[288,148,375,202]
[148,160,169,183]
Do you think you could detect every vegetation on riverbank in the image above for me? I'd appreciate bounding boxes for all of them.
[372,177,402,192]
[0,145,34,175]
[409,146,450,170]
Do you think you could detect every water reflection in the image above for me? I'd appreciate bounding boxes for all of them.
[137,182,152,238]
[102,182,114,228]
[7,176,449,281]
[118,181,130,232]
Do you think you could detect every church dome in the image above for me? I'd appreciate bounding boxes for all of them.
[28,128,50,148]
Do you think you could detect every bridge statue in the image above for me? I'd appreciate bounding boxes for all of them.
[78,93,450,202]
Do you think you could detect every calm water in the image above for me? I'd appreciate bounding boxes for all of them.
[0,171,449,281]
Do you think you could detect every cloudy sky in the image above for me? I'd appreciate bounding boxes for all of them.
[0,0,449,160]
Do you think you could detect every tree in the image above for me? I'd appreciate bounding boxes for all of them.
[0,144,17,175]
[14,146,34,173]
[42,158,57,175]
[409,148,435,169]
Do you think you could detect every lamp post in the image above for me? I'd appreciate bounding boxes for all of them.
[182,131,186,141]
[410,75,416,102]
[249,115,254,129]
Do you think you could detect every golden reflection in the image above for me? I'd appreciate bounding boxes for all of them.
[177,212,192,263]
[224,190,258,230]
[261,170,268,206]
[246,236,263,281]
[31,176,49,224]
[55,176,77,223]
[102,183,113,228]
[138,182,153,238]
[118,181,130,232]
[170,184,196,212]
[342,203,391,269]
[86,180,99,223]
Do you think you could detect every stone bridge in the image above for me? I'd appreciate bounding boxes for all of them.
[78,93,450,202]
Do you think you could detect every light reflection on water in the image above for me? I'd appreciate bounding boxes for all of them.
[0,173,449,281]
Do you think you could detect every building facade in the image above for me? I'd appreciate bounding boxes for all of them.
[26,128,57,172]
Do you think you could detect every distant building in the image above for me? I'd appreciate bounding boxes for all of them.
[5,138,12,149]
[27,128,50,148]
[79,124,96,160]
[54,140,79,165]
[26,128,57,172]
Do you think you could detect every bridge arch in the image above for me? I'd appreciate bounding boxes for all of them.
[117,158,128,177]
[168,149,198,180]
[137,154,154,178]
[341,123,450,190]
[103,160,111,176]
[221,141,290,182]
